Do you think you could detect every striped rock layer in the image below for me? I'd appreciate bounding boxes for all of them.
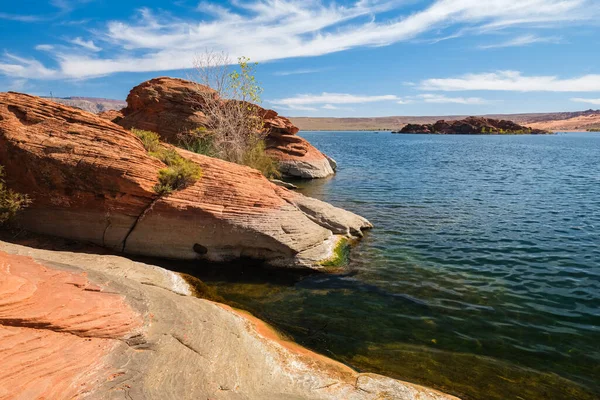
[0,92,369,268]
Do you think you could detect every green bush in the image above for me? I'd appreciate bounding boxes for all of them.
[177,128,218,158]
[241,139,280,179]
[132,129,202,196]
[154,150,202,195]
[0,166,31,225]
[132,128,161,152]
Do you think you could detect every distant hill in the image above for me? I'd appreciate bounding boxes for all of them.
[289,109,600,132]
[44,97,127,114]
[41,96,600,132]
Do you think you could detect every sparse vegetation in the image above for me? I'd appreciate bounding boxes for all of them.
[133,129,202,195]
[587,128,600,132]
[0,166,31,225]
[132,128,161,152]
[186,51,280,178]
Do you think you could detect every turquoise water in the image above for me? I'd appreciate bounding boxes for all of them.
[184,131,600,400]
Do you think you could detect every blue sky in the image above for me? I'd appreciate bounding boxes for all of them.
[1,0,600,117]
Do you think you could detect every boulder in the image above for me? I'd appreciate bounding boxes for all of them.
[114,77,335,178]
[0,92,369,268]
[0,242,459,400]
[395,117,551,134]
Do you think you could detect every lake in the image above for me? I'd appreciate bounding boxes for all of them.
[185,131,600,400]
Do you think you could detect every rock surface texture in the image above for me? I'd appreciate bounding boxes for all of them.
[113,77,335,178]
[0,92,369,268]
[0,241,459,400]
[396,117,551,134]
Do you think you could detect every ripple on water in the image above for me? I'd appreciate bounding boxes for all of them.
[188,132,600,400]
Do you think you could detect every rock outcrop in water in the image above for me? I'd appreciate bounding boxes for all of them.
[0,242,459,399]
[110,77,335,178]
[395,117,551,134]
[0,92,369,268]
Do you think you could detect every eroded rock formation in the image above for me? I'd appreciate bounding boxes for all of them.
[0,92,368,268]
[0,241,459,400]
[396,117,551,134]
[113,77,335,178]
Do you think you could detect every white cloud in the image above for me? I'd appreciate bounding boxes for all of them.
[420,70,600,92]
[0,13,44,22]
[571,98,600,105]
[270,92,400,110]
[273,68,331,76]
[396,99,414,104]
[418,94,489,104]
[0,53,58,79]
[35,44,55,51]
[322,104,339,110]
[70,37,101,52]
[0,0,596,80]
[479,34,561,49]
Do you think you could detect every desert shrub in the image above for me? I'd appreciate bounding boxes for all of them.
[132,129,202,195]
[132,128,161,152]
[177,128,218,157]
[0,166,31,225]
[189,52,281,177]
[242,139,280,178]
[152,148,202,195]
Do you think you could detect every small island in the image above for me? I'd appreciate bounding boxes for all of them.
[394,116,551,135]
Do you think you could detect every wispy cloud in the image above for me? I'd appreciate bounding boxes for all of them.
[571,98,600,105]
[479,34,561,49]
[269,92,400,110]
[0,0,596,80]
[70,37,102,52]
[418,94,489,104]
[35,45,55,51]
[0,12,45,22]
[420,70,600,92]
[273,68,331,76]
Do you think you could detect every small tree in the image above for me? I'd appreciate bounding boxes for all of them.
[0,166,31,225]
[185,51,278,177]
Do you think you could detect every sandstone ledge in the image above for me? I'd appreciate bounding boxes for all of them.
[0,241,458,400]
[0,92,368,269]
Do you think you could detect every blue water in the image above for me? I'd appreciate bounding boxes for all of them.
[190,131,600,400]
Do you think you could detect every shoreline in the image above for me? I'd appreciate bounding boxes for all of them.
[0,239,459,400]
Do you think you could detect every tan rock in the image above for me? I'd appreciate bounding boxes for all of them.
[0,241,459,400]
[0,92,369,268]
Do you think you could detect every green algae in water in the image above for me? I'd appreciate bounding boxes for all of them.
[320,237,351,268]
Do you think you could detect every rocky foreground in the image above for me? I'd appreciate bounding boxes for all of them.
[0,92,369,268]
[0,241,458,400]
[102,77,335,179]
[394,117,551,134]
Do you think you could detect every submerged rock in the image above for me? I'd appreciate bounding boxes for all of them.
[113,77,335,178]
[395,117,551,134]
[0,92,369,268]
[0,242,459,400]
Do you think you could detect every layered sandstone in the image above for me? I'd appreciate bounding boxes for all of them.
[114,77,335,178]
[0,92,369,268]
[0,250,142,399]
[0,241,459,400]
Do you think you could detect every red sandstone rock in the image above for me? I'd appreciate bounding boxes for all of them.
[0,251,141,399]
[115,77,335,178]
[397,117,551,134]
[0,92,369,267]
